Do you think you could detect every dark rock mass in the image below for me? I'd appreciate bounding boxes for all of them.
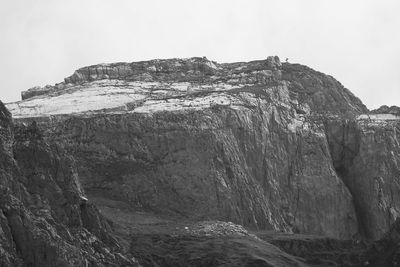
[0,101,137,266]
[3,56,400,266]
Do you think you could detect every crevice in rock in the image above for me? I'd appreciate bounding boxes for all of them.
[334,165,368,239]
[323,119,368,239]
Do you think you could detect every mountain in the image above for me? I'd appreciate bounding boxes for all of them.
[3,56,400,266]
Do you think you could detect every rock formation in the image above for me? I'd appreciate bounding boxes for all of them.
[371,105,400,116]
[3,56,400,265]
[0,101,137,266]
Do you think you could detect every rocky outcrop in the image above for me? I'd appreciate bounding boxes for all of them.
[21,85,57,100]
[5,56,400,243]
[282,63,367,117]
[371,105,400,116]
[0,101,136,266]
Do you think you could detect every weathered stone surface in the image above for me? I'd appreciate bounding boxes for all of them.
[6,57,368,240]
[0,101,137,266]
[282,63,367,117]
[5,55,400,265]
[35,108,356,239]
[5,56,400,243]
[21,85,57,100]
[325,115,400,240]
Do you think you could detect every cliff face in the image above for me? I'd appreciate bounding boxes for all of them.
[6,56,400,242]
[325,115,400,240]
[36,102,357,239]
[0,102,136,266]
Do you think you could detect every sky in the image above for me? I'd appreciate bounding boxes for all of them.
[0,0,399,109]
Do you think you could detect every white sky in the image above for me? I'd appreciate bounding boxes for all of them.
[1,0,399,109]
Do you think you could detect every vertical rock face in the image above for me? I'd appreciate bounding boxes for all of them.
[40,105,357,239]
[0,101,136,266]
[325,115,400,240]
[5,56,400,242]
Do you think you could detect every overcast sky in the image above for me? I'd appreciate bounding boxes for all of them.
[1,0,399,109]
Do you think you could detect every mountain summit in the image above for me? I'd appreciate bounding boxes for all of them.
[3,56,400,266]
[9,56,366,118]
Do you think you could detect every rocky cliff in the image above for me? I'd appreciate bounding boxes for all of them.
[5,56,400,248]
[0,101,137,266]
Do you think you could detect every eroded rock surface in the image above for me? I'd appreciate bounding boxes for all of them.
[325,116,400,240]
[0,101,137,266]
[5,56,400,243]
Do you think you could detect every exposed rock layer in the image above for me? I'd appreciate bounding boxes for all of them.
[6,56,400,242]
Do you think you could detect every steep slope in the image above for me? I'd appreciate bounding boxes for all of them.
[0,101,136,266]
[325,113,400,239]
[6,56,400,242]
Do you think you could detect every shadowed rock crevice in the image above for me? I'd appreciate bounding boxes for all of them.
[323,119,367,238]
